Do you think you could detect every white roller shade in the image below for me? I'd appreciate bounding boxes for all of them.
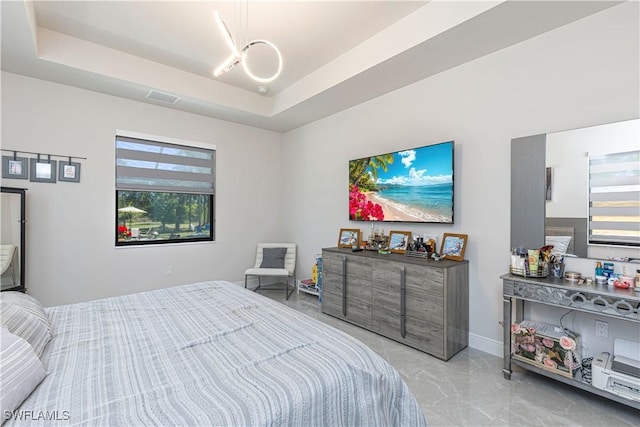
[116,135,215,194]
[588,150,640,246]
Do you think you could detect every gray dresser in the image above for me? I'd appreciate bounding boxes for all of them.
[321,247,469,360]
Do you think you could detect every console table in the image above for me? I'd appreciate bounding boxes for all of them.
[322,247,469,360]
[502,273,640,409]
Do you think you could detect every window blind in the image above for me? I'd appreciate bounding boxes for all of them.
[116,135,215,194]
[588,150,640,246]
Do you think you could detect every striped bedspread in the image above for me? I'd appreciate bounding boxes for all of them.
[11,281,427,426]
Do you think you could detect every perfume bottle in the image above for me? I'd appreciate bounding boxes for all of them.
[595,261,603,277]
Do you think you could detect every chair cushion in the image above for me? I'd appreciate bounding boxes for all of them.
[0,292,52,358]
[0,326,47,422]
[259,247,287,269]
[245,268,290,277]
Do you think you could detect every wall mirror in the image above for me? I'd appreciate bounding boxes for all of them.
[1,187,26,292]
[511,119,639,261]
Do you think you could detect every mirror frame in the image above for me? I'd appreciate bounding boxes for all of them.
[1,186,26,292]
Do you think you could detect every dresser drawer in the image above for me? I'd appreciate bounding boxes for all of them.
[323,251,372,280]
[371,306,444,358]
[322,289,371,329]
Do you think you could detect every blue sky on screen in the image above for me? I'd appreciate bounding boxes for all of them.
[375,141,453,186]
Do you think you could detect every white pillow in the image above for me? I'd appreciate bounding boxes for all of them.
[0,327,47,423]
[0,292,52,358]
[545,235,572,256]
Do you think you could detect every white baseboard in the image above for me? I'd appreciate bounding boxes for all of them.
[469,332,502,357]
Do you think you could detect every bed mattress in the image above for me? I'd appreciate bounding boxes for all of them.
[10,281,426,426]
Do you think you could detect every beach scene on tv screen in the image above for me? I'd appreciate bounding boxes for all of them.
[349,141,453,223]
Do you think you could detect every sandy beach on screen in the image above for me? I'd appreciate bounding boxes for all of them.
[365,192,423,221]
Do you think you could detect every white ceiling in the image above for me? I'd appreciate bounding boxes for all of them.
[1,1,623,132]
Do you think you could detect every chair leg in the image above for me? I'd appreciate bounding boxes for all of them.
[253,276,262,292]
[285,275,295,300]
[244,275,248,289]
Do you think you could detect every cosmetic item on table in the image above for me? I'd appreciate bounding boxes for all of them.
[564,271,581,282]
[595,261,603,277]
[612,276,633,289]
[528,250,540,273]
[551,262,564,279]
[603,262,615,279]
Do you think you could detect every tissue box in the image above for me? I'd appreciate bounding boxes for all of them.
[511,320,580,378]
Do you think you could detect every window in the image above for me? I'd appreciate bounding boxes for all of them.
[115,132,215,246]
[588,150,639,247]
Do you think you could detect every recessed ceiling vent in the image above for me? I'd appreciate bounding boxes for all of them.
[145,90,180,105]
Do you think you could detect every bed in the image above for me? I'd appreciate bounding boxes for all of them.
[1,281,427,426]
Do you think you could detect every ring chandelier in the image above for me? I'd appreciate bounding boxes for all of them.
[213,11,283,84]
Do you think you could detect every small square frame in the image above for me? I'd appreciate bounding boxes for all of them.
[388,230,411,254]
[338,228,360,248]
[2,156,29,179]
[59,161,81,183]
[440,233,468,261]
[30,158,57,183]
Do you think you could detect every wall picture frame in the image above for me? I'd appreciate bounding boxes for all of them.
[2,156,29,179]
[338,228,360,248]
[29,158,57,183]
[388,230,411,254]
[545,166,552,201]
[59,161,81,183]
[440,233,468,261]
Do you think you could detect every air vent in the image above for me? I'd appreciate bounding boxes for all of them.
[145,90,180,104]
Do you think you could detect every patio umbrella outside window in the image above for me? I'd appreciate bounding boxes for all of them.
[118,206,147,227]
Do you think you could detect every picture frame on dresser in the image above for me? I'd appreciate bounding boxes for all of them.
[338,228,360,248]
[388,230,411,253]
[440,233,467,261]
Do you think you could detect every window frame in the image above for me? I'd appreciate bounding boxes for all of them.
[115,130,215,247]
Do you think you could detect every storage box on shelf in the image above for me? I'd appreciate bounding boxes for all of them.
[297,254,323,297]
[511,320,580,379]
[297,279,319,296]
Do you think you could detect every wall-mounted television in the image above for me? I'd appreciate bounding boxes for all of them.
[349,141,454,223]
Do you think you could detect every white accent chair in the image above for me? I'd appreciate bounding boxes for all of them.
[244,243,296,300]
[0,244,17,286]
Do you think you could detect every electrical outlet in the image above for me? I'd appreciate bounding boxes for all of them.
[166,265,173,276]
[595,320,608,338]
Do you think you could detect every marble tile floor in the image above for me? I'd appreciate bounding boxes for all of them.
[258,288,639,427]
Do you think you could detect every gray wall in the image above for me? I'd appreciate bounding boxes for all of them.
[511,134,546,251]
[282,2,639,355]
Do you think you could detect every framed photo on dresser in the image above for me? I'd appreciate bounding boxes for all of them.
[338,228,360,248]
[440,233,467,261]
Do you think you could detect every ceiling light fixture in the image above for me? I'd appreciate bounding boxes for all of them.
[213,11,283,84]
